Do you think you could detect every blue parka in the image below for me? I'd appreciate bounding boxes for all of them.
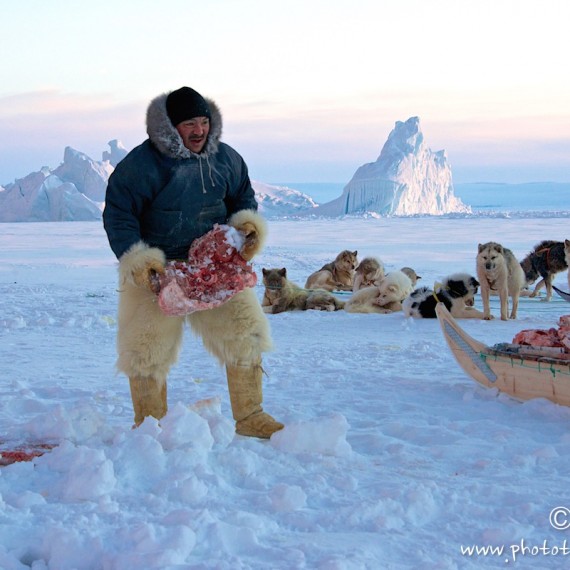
[103,92,258,260]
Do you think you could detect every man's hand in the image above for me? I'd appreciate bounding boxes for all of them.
[228,210,267,261]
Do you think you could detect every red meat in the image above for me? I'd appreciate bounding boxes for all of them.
[155,224,257,316]
[513,328,563,347]
[512,315,570,351]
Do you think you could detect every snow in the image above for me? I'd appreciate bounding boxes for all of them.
[1,212,570,568]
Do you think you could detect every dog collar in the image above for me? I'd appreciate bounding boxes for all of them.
[432,281,444,302]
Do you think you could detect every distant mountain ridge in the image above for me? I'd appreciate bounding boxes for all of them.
[0,118,474,222]
[3,123,570,222]
[0,141,317,222]
[252,181,318,216]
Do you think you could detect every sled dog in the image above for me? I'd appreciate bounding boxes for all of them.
[345,270,413,314]
[262,268,344,314]
[403,272,485,319]
[353,257,384,292]
[305,250,358,292]
[476,242,525,320]
[400,267,422,287]
[519,240,568,301]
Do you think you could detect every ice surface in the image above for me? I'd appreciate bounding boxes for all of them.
[1,215,569,568]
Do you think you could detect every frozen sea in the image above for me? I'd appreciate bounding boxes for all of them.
[1,197,570,568]
[277,181,570,215]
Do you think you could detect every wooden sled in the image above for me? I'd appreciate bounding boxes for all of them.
[435,302,570,407]
[553,285,570,303]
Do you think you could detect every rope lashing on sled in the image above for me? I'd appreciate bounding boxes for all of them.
[481,346,570,379]
[443,321,497,383]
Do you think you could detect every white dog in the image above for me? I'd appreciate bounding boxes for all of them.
[345,270,413,314]
[476,241,525,320]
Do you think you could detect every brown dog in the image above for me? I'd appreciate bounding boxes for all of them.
[262,268,344,314]
[520,240,568,301]
[353,257,384,291]
[305,250,358,292]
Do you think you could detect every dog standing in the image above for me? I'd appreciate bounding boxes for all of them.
[520,240,568,301]
[403,273,485,319]
[476,242,525,320]
[262,268,344,314]
[305,250,358,292]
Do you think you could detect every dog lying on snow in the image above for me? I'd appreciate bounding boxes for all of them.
[352,257,385,291]
[402,272,485,319]
[400,267,422,287]
[345,270,413,314]
[476,241,526,320]
[351,258,421,292]
[262,268,345,314]
[519,240,568,301]
[305,250,358,292]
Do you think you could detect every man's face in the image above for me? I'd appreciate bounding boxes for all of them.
[175,117,210,153]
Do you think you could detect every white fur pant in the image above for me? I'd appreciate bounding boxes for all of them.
[116,282,272,383]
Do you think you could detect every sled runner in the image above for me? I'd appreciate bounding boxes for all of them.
[0,441,56,466]
[435,302,570,407]
[553,285,570,303]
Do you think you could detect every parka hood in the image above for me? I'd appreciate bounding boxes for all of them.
[146,91,223,160]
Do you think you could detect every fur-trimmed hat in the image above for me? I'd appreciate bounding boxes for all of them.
[166,86,211,126]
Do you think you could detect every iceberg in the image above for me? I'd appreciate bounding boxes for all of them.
[311,116,470,216]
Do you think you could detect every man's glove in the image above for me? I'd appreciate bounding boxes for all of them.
[228,210,267,261]
[238,221,259,261]
[119,242,166,293]
[132,258,165,292]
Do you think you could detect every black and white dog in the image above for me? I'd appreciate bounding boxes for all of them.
[403,272,485,319]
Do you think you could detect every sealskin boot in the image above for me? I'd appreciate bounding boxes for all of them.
[129,376,167,427]
[226,361,284,439]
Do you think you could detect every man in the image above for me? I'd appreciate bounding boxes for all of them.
[103,86,283,439]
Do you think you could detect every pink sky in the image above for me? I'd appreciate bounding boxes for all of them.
[1,0,569,185]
